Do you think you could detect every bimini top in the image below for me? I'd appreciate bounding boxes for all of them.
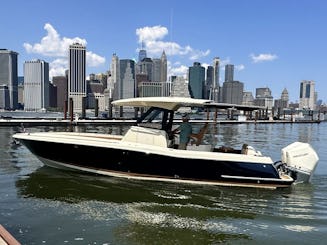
[112,97,212,110]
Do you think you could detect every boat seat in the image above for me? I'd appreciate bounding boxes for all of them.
[190,123,209,146]
[122,126,169,147]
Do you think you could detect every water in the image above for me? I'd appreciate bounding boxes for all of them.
[1,123,326,244]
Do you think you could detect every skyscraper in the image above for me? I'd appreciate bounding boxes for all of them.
[188,62,205,99]
[225,64,234,82]
[212,57,220,102]
[119,59,136,99]
[138,42,147,62]
[170,76,190,98]
[68,43,86,111]
[109,53,120,100]
[139,58,154,82]
[299,80,316,110]
[222,81,244,104]
[206,66,214,99]
[52,75,68,110]
[274,88,289,113]
[242,91,254,106]
[138,49,147,62]
[160,51,167,82]
[254,87,273,109]
[138,81,170,97]
[0,49,18,109]
[153,58,162,82]
[213,57,220,87]
[23,59,49,111]
[0,85,10,109]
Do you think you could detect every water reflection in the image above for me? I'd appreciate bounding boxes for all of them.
[14,165,321,244]
[15,166,310,216]
[15,167,257,243]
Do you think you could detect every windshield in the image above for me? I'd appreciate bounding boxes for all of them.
[136,107,174,131]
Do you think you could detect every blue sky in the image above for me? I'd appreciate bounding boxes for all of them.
[1,0,326,103]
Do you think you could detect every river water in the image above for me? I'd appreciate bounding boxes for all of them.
[0,122,326,244]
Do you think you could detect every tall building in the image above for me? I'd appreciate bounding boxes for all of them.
[210,57,220,102]
[137,50,167,83]
[205,66,214,99]
[274,88,289,113]
[256,87,272,98]
[109,53,120,100]
[138,81,171,97]
[95,73,108,89]
[52,75,68,110]
[242,91,254,106]
[138,57,154,82]
[68,43,86,111]
[49,83,57,108]
[0,49,18,109]
[222,81,244,104]
[138,43,147,62]
[299,80,316,110]
[225,64,234,82]
[0,85,10,109]
[153,58,162,82]
[281,88,289,102]
[254,87,273,109]
[170,76,190,98]
[18,76,24,109]
[160,51,167,82]
[213,57,220,88]
[23,59,49,111]
[188,62,205,99]
[119,59,136,99]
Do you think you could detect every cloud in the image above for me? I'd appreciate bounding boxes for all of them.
[169,65,189,77]
[23,23,105,77]
[235,64,245,71]
[219,57,231,67]
[136,25,211,77]
[135,25,210,61]
[49,58,68,78]
[136,25,168,43]
[250,53,278,63]
[86,51,106,67]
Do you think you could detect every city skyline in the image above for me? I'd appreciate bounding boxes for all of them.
[1,0,326,103]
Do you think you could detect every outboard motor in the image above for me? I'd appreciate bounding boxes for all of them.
[281,142,319,183]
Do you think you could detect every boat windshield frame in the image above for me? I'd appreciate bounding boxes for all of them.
[136,107,174,132]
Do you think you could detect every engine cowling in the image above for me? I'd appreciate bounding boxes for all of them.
[281,142,319,183]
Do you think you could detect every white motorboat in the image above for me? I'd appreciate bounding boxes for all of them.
[13,97,319,189]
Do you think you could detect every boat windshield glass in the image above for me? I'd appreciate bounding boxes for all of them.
[137,107,174,131]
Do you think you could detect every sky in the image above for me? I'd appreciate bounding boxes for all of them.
[1,0,326,103]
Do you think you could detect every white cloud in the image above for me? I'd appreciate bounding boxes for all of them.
[135,25,210,61]
[136,25,168,43]
[201,63,210,70]
[170,65,189,76]
[136,25,210,77]
[250,53,278,63]
[49,58,68,78]
[219,57,231,67]
[86,51,106,67]
[235,64,245,71]
[23,23,105,77]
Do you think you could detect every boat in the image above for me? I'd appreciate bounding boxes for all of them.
[12,97,319,189]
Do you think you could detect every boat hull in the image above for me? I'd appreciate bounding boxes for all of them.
[16,135,294,189]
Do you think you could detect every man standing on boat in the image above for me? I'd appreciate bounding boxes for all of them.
[176,114,193,150]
